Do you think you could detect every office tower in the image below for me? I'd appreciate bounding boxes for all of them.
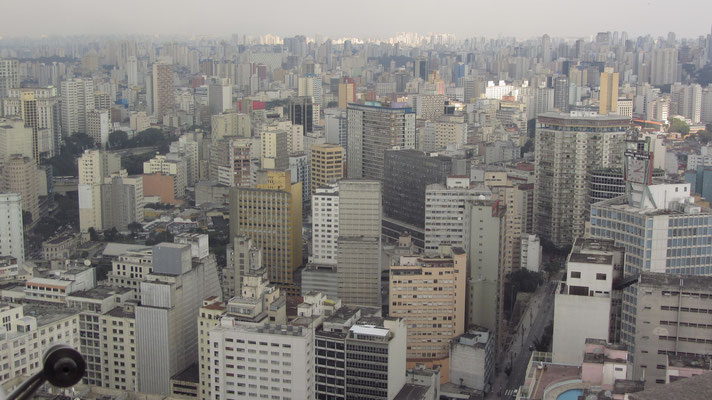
[553,75,570,112]
[552,238,623,365]
[410,94,445,120]
[152,62,174,118]
[289,153,310,205]
[346,104,416,180]
[325,109,347,149]
[170,135,201,187]
[107,248,153,301]
[467,199,507,351]
[463,77,485,103]
[311,183,339,265]
[143,154,187,199]
[229,170,303,295]
[212,112,251,140]
[78,149,121,234]
[337,179,381,307]
[414,56,429,81]
[310,144,344,194]
[3,87,61,162]
[599,68,619,115]
[534,87,555,116]
[382,150,452,247]
[616,98,633,117]
[137,243,221,395]
[100,172,144,231]
[208,78,232,115]
[289,96,313,133]
[127,56,139,86]
[315,308,407,400]
[298,74,323,105]
[424,176,491,253]
[261,128,289,170]
[678,84,703,124]
[0,59,19,97]
[0,118,33,163]
[87,109,110,147]
[390,247,467,380]
[61,77,94,137]
[534,112,627,248]
[703,85,712,124]
[628,273,712,387]
[650,48,678,86]
[0,193,24,263]
[0,304,80,384]
[338,81,354,109]
[223,235,262,299]
[1,155,39,224]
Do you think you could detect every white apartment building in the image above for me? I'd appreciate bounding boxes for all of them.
[424,176,491,254]
[0,304,80,383]
[0,193,24,263]
[311,183,339,265]
[209,320,314,400]
[87,109,110,147]
[552,238,623,365]
[61,77,95,136]
[520,234,542,273]
[78,150,121,233]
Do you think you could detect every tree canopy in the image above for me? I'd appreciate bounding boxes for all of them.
[668,117,690,135]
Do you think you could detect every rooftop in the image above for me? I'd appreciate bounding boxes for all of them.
[628,372,712,400]
[639,272,712,291]
[22,304,79,326]
[668,354,712,369]
[394,384,430,400]
[171,363,199,383]
[68,286,132,300]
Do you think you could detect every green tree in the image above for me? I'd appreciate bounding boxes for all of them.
[103,227,119,241]
[22,210,33,229]
[669,117,690,135]
[88,227,99,241]
[109,130,129,149]
[128,221,143,233]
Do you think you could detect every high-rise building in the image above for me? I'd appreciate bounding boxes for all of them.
[3,87,61,162]
[424,176,491,253]
[534,112,627,248]
[599,68,619,115]
[208,78,232,115]
[338,81,354,110]
[650,48,678,86]
[552,238,623,365]
[100,172,144,231]
[78,149,121,234]
[467,199,507,351]
[310,143,344,194]
[229,170,303,295]
[87,109,110,147]
[414,56,429,81]
[152,62,174,118]
[289,96,313,133]
[61,78,95,137]
[553,75,570,112]
[261,128,289,170]
[136,243,221,395]
[337,179,382,307]
[1,155,39,224]
[314,308,407,400]
[127,56,139,86]
[430,115,467,150]
[0,118,33,164]
[325,109,347,149]
[298,74,323,105]
[389,247,467,381]
[311,183,339,265]
[289,153,310,204]
[0,193,24,263]
[346,104,416,180]
[0,59,19,98]
[143,154,187,199]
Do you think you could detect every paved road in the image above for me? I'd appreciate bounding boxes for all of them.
[488,279,558,399]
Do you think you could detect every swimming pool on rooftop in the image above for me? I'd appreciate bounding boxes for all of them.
[556,389,583,400]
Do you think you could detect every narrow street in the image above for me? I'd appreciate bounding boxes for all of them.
[487,277,558,399]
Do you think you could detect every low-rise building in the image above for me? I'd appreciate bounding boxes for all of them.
[42,233,79,260]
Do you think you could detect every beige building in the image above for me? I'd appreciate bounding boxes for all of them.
[389,247,467,382]
[2,86,60,162]
[1,155,39,223]
[0,118,33,164]
[129,111,151,132]
[260,129,288,170]
[108,248,153,301]
[87,109,110,147]
[229,170,303,295]
[338,82,354,109]
[143,154,187,198]
[310,143,344,194]
[599,67,619,115]
[210,111,250,140]
[153,62,174,118]
[61,78,94,137]
[78,150,121,234]
[432,114,467,150]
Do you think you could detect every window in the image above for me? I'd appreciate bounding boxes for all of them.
[570,271,581,278]
[596,273,607,280]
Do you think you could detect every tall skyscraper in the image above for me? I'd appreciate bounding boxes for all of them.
[288,96,313,134]
[229,170,303,295]
[78,149,121,234]
[534,112,627,248]
[1,155,39,224]
[0,193,24,263]
[87,109,110,147]
[599,67,619,115]
[3,87,61,162]
[152,62,175,118]
[337,81,354,110]
[309,143,344,194]
[100,172,144,231]
[346,104,416,180]
[311,183,339,265]
[0,59,19,98]
[650,47,678,86]
[260,128,289,170]
[126,56,139,86]
[208,78,232,115]
[336,179,382,307]
[61,78,95,137]
[137,243,221,395]
[553,75,570,112]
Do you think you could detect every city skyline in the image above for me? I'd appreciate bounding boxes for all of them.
[2,0,712,40]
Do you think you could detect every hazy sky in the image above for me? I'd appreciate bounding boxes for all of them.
[2,0,711,40]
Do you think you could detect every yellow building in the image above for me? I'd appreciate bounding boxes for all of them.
[338,82,354,110]
[229,170,302,295]
[389,247,467,383]
[310,143,344,194]
[599,67,619,115]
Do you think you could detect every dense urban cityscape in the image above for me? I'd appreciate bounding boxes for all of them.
[1,4,712,399]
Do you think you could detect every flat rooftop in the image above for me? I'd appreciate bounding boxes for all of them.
[569,253,613,265]
[640,272,712,291]
[171,362,199,383]
[23,304,79,326]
